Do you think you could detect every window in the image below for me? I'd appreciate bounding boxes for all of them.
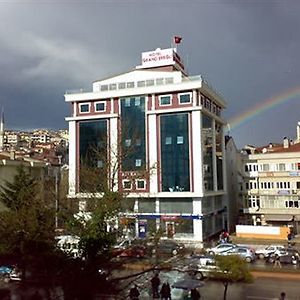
[262,164,270,171]
[297,182,300,189]
[135,159,142,167]
[127,82,134,88]
[124,98,131,107]
[135,138,142,146]
[156,78,164,85]
[136,180,145,189]
[97,160,103,168]
[95,102,106,112]
[137,81,146,87]
[79,103,90,113]
[125,139,131,147]
[177,136,184,144]
[278,163,285,171]
[146,79,155,86]
[123,180,131,190]
[159,95,172,106]
[100,85,108,91]
[165,137,172,145]
[135,98,141,106]
[118,82,126,89]
[179,93,191,104]
[165,77,174,84]
[109,83,117,90]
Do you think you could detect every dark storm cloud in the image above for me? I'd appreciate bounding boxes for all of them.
[0,1,299,147]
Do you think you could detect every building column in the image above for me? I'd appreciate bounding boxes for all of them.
[110,117,119,191]
[148,113,158,194]
[193,197,203,241]
[191,110,203,194]
[68,120,76,196]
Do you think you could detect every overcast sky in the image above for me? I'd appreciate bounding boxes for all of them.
[0,0,300,148]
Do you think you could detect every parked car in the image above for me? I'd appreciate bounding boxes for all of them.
[267,248,300,265]
[206,243,237,256]
[255,245,285,259]
[222,246,256,263]
[185,255,227,280]
[112,245,146,258]
[0,265,22,282]
[56,235,81,258]
[152,240,185,256]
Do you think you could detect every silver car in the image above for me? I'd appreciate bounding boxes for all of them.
[223,246,256,263]
[206,243,237,256]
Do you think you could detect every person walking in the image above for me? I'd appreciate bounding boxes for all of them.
[273,254,282,268]
[129,284,140,300]
[279,291,286,300]
[151,273,161,298]
[190,288,201,300]
[160,282,171,300]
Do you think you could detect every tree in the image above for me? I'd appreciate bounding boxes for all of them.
[0,165,56,276]
[213,255,253,300]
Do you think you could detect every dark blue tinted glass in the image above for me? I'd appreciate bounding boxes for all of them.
[160,113,190,192]
[121,96,146,171]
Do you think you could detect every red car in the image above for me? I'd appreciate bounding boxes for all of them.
[112,245,146,258]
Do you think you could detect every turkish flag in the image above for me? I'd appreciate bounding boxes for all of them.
[174,36,182,44]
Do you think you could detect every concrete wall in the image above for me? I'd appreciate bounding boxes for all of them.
[236,224,289,240]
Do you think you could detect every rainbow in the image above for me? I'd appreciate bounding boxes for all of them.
[228,86,300,130]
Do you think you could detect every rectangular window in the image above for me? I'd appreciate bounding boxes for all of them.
[135,138,141,146]
[135,159,142,167]
[123,180,131,190]
[262,164,269,171]
[125,139,131,147]
[79,103,90,113]
[298,163,300,170]
[146,79,155,86]
[95,102,106,112]
[127,82,134,88]
[118,82,126,89]
[156,78,164,85]
[177,136,184,144]
[135,98,141,106]
[100,85,108,91]
[165,77,174,84]
[136,180,145,189]
[179,93,191,104]
[278,163,285,171]
[124,98,131,107]
[297,182,300,189]
[97,160,103,168]
[137,81,146,87]
[109,83,117,90]
[159,95,172,106]
[165,137,172,145]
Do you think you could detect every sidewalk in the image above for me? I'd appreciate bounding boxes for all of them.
[251,270,300,280]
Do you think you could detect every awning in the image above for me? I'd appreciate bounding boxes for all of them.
[264,214,294,222]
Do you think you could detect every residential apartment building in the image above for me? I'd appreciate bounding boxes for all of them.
[241,132,300,234]
[65,47,228,243]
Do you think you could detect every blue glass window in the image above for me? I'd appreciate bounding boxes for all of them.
[202,114,214,191]
[121,96,146,171]
[79,119,107,191]
[80,104,89,113]
[179,93,191,104]
[95,102,105,112]
[160,95,171,106]
[160,113,190,192]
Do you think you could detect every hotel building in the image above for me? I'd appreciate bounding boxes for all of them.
[65,47,228,243]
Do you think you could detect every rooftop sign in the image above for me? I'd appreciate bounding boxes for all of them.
[140,48,176,69]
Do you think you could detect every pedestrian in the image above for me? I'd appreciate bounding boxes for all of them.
[129,284,140,300]
[160,282,171,300]
[279,291,286,300]
[273,254,282,268]
[151,273,160,298]
[190,288,201,300]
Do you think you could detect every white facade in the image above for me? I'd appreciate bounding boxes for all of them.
[65,47,228,243]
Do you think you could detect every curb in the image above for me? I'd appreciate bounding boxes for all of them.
[251,270,300,280]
